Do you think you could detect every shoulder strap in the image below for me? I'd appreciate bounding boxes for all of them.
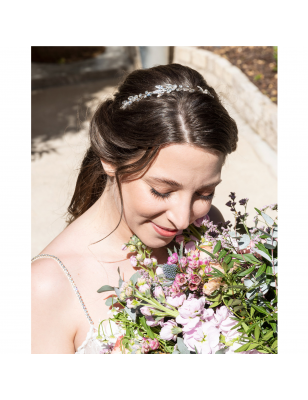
[31,254,94,326]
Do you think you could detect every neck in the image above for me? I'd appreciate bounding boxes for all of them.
[76,179,134,261]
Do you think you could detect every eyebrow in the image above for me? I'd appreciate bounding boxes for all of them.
[146,177,222,191]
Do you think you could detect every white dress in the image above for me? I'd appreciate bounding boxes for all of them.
[31,254,124,354]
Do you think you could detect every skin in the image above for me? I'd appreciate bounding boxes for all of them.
[31,143,225,353]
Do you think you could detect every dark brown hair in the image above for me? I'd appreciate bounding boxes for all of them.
[66,63,238,229]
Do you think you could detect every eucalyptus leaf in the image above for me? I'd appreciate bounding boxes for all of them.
[272,226,278,238]
[114,287,121,299]
[253,248,272,263]
[105,296,119,306]
[117,267,123,288]
[125,306,137,322]
[97,284,115,293]
[238,234,250,250]
[177,337,190,354]
[172,349,180,354]
[261,212,274,226]
[130,271,141,286]
[215,348,227,354]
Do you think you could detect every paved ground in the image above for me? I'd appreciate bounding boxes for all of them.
[31,78,277,258]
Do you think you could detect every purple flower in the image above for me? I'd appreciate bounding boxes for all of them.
[175,234,185,243]
[160,320,178,341]
[167,253,178,264]
[185,241,196,253]
[193,214,210,227]
[239,198,248,206]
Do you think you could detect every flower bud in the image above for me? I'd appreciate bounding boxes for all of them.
[128,245,136,252]
[154,286,165,303]
[130,256,137,267]
[156,266,164,275]
[125,287,133,297]
[144,258,153,268]
[136,253,143,261]
[139,284,150,296]
[137,277,146,286]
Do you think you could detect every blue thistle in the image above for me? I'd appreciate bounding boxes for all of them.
[162,264,179,281]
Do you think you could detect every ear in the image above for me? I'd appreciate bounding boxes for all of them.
[100,159,116,177]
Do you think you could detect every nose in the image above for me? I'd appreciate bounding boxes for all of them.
[165,196,192,231]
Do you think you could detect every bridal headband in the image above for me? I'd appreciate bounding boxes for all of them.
[120,84,214,109]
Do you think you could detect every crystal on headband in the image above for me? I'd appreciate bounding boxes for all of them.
[120,84,214,109]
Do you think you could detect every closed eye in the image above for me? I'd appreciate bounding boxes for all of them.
[150,188,215,201]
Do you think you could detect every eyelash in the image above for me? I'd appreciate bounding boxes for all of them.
[150,188,215,201]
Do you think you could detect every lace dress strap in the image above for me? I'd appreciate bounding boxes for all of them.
[31,254,94,326]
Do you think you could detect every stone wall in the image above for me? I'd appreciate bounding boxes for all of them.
[173,46,277,151]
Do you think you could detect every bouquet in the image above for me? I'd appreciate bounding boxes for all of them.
[97,193,278,354]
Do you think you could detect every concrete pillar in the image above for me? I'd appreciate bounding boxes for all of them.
[139,46,170,68]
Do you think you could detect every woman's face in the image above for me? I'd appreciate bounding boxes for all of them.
[120,144,224,248]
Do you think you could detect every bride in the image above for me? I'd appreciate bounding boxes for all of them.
[31,63,238,354]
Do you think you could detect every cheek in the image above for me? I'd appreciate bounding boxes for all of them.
[192,200,213,220]
[121,182,167,220]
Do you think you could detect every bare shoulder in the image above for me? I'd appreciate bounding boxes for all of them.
[207,204,225,224]
[31,257,78,354]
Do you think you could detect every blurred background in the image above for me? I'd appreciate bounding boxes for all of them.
[31,46,277,257]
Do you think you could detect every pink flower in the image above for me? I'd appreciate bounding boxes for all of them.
[144,258,153,267]
[185,241,196,253]
[175,235,185,243]
[126,298,135,309]
[175,273,187,286]
[130,256,137,267]
[156,266,163,275]
[149,338,160,351]
[190,274,202,285]
[154,286,165,302]
[212,306,239,340]
[179,257,187,267]
[188,260,199,269]
[141,338,150,354]
[140,306,153,316]
[160,320,178,341]
[184,321,220,354]
[189,282,199,291]
[139,284,150,295]
[145,316,164,327]
[170,281,181,296]
[167,253,178,264]
[121,244,127,251]
[166,293,186,307]
[176,297,206,331]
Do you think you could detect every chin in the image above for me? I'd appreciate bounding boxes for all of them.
[138,234,175,249]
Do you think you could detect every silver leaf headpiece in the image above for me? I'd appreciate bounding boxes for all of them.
[120,84,214,109]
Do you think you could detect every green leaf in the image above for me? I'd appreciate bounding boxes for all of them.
[237,265,256,277]
[255,264,266,278]
[251,304,268,315]
[262,331,273,341]
[258,349,270,353]
[210,267,225,277]
[221,262,228,273]
[271,340,278,349]
[213,240,221,254]
[266,265,273,275]
[209,301,222,308]
[234,343,250,352]
[254,207,262,215]
[97,284,115,293]
[197,246,216,260]
[254,325,260,341]
[269,322,277,333]
[241,322,249,333]
[224,255,232,264]
[243,254,261,264]
[247,343,260,351]
[177,337,190,354]
[234,305,244,312]
[217,249,228,261]
[228,299,242,307]
[117,267,123,288]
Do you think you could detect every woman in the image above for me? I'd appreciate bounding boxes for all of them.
[31,63,238,354]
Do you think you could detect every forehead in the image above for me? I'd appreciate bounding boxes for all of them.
[144,144,224,186]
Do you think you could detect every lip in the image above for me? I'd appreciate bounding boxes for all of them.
[150,222,178,237]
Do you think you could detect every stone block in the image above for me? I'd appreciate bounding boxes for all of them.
[214,56,232,79]
[191,49,208,69]
[175,46,193,64]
